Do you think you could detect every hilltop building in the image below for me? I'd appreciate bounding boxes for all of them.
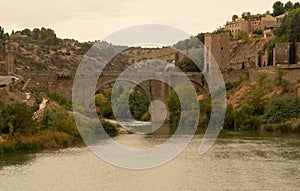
[225,14,278,39]
[225,18,249,38]
[249,14,276,32]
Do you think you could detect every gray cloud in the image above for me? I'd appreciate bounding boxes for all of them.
[1,0,296,41]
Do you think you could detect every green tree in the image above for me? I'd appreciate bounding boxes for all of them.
[94,91,114,119]
[273,1,285,16]
[41,108,79,136]
[196,33,204,43]
[232,14,239,22]
[241,12,251,21]
[290,41,296,64]
[275,69,288,87]
[129,90,150,120]
[1,103,35,135]
[288,8,300,42]
[113,87,150,120]
[223,104,234,129]
[233,104,260,130]
[285,1,294,12]
[32,28,40,40]
[21,28,31,37]
[167,91,180,124]
[176,57,200,72]
[242,88,266,115]
[262,95,300,124]
[275,8,300,43]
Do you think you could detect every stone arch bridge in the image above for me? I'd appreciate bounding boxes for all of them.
[20,71,209,102]
[96,72,208,101]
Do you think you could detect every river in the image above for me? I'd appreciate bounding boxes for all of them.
[0,130,300,191]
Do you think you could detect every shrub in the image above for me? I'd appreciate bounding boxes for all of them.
[236,31,249,42]
[262,95,300,124]
[223,104,234,129]
[233,103,260,130]
[47,93,71,108]
[0,103,36,135]
[275,69,288,88]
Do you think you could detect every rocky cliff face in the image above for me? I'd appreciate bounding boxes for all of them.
[230,38,272,66]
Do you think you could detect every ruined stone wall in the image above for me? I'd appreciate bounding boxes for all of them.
[20,72,74,101]
[223,70,250,83]
[273,42,290,65]
[225,66,300,84]
[248,67,277,83]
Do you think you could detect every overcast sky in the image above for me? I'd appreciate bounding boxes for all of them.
[0,0,297,42]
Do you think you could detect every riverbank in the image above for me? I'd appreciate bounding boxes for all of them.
[0,132,83,154]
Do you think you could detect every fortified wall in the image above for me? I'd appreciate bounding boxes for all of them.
[2,33,300,102]
[204,33,300,84]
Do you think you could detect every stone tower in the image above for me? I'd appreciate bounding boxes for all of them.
[204,33,230,73]
[5,51,15,75]
[0,40,15,75]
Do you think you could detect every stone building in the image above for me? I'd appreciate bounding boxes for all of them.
[275,13,286,27]
[0,41,15,75]
[249,14,276,32]
[225,18,249,38]
[204,33,230,72]
[225,14,277,38]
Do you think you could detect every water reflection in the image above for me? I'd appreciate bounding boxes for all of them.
[0,130,299,190]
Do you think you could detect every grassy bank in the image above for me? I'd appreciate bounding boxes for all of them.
[0,132,83,154]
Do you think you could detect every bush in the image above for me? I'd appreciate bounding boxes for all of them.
[233,103,261,130]
[262,95,300,124]
[223,104,234,129]
[41,108,79,136]
[94,94,110,117]
[47,93,71,108]
[242,87,266,115]
[100,119,119,133]
[275,69,288,87]
[0,103,36,135]
[236,31,249,42]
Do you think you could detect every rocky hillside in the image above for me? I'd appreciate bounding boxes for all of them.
[8,29,92,72]
[230,38,271,64]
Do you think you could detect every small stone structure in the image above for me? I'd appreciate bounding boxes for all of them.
[0,40,15,75]
[204,33,230,72]
[273,42,300,65]
[273,42,290,65]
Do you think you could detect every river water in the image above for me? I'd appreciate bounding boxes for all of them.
[0,131,300,191]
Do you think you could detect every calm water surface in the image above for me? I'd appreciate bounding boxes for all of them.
[0,131,300,191]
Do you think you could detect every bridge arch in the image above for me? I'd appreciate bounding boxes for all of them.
[96,79,152,100]
[189,79,208,95]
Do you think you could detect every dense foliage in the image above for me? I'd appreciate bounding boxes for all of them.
[96,88,150,121]
[275,8,300,42]
[0,102,35,135]
[272,1,300,16]
[262,95,300,124]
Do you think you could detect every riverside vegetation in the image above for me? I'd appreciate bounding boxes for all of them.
[0,93,81,154]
